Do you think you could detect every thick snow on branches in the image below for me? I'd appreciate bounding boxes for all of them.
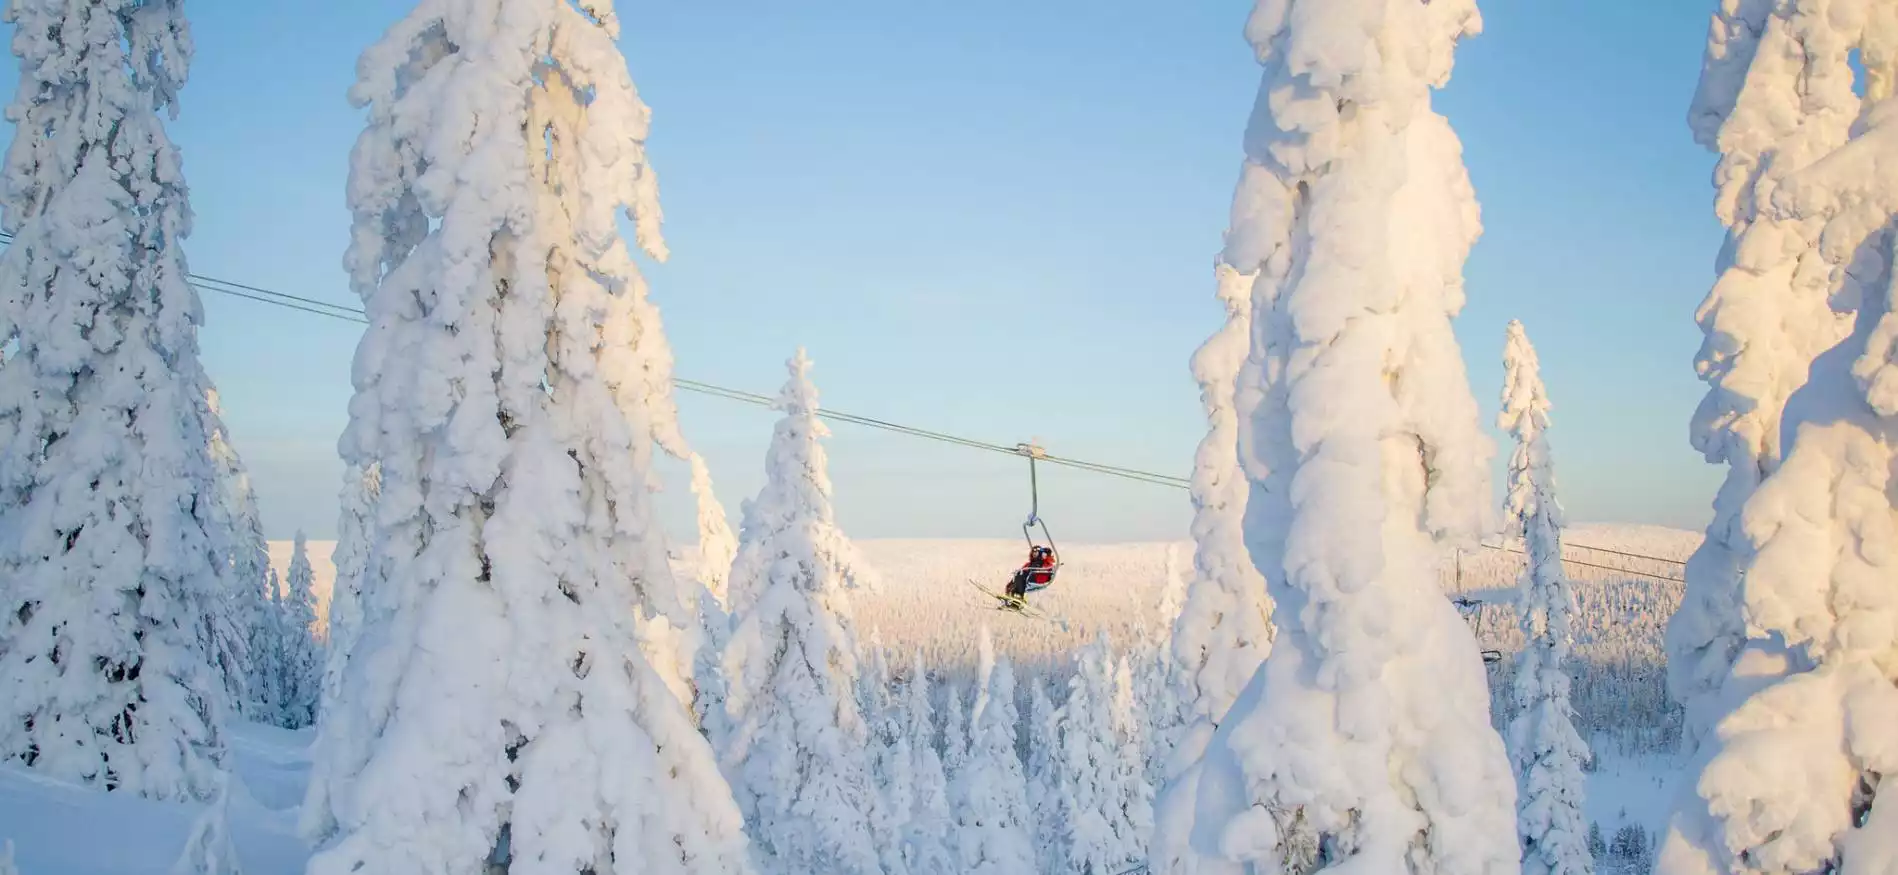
[950,629,1036,875]
[0,0,235,802]
[1501,322,1592,875]
[1155,262,1278,874]
[720,350,881,875]
[301,2,752,872]
[1169,262,1275,730]
[1165,1,1517,873]
[203,390,272,721]
[1661,7,1898,873]
[272,533,322,730]
[1665,0,1864,750]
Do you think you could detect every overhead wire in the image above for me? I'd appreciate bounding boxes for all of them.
[0,234,1694,575]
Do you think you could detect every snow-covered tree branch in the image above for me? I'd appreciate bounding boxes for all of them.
[301,2,753,870]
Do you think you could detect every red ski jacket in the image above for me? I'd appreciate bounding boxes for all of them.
[1020,554,1056,586]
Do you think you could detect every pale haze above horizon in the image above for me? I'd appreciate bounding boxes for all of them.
[0,1,1726,543]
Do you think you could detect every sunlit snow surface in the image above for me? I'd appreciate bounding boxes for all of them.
[0,526,1696,873]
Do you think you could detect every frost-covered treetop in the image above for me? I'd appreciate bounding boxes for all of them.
[1243,0,1481,134]
[726,348,876,612]
[1500,319,1551,445]
[1228,0,1495,548]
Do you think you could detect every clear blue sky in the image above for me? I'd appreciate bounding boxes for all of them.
[0,1,1726,543]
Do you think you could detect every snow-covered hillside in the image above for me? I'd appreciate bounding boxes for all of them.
[272,522,1692,668]
[270,523,1694,746]
[11,526,1693,875]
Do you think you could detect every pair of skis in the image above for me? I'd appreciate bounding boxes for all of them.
[967,579,1066,629]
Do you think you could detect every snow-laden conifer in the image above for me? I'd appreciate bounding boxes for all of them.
[1142,553,1189,790]
[720,349,881,875]
[688,453,738,607]
[1171,2,1517,873]
[941,682,970,783]
[1661,12,1898,873]
[1113,653,1157,866]
[1152,49,1279,875]
[0,0,232,802]
[1499,321,1591,875]
[861,637,914,875]
[274,533,322,730]
[1158,262,1275,871]
[298,461,377,843]
[691,582,733,745]
[636,336,737,706]
[1026,676,1067,874]
[304,2,753,871]
[1168,259,1275,728]
[202,390,269,721]
[1664,0,1863,751]
[951,629,1036,875]
[253,571,284,725]
[903,651,954,875]
[1062,636,1150,874]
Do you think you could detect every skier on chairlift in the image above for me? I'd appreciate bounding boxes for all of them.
[1004,543,1058,605]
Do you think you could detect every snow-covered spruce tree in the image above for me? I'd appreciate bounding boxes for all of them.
[1113,653,1157,866]
[687,452,738,606]
[1152,38,1283,875]
[631,316,738,709]
[902,650,954,875]
[1061,635,1150,875]
[1499,321,1591,875]
[686,452,737,735]
[202,388,270,722]
[941,681,970,783]
[1143,547,1190,791]
[1167,258,1275,731]
[691,580,733,745]
[0,0,233,801]
[254,570,284,725]
[1156,259,1278,875]
[950,629,1036,875]
[1664,0,1863,753]
[1172,2,1516,874]
[861,635,915,875]
[274,532,322,730]
[1026,675,1067,875]
[720,349,881,875]
[297,461,377,842]
[1659,21,1898,875]
[302,2,754,871]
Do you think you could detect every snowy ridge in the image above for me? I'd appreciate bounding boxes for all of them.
[270,525,1694,748]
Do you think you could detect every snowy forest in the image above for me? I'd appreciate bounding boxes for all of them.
[0,1,1894,875]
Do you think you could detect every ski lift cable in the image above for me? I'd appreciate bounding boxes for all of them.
[0,234,1692,573]
[1476,545,1685,583]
